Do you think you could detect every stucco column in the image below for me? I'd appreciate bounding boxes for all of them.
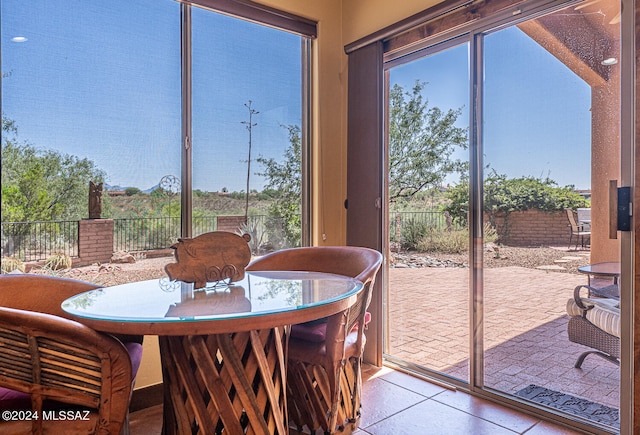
[590,65,620,264]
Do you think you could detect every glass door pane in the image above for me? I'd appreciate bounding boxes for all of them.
[191,7,304,253]
[386,42,471,382]
[482,3,620,429]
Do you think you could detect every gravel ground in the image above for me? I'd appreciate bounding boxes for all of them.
[391,244,590,272]
[39,245,590,286]
[54,256,174,286]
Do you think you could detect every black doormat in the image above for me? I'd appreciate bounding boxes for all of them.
[515,384,619,430]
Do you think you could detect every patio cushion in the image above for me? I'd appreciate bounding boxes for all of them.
[566,297,620,338]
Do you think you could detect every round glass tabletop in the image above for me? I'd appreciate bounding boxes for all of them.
[62,270,362,325]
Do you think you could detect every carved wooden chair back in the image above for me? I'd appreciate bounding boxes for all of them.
[165,231,252,288]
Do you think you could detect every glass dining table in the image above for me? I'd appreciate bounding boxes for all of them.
[62,270,362,435]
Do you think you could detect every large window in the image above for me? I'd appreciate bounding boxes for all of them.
[190,5,307,252]
[1,0,312,280]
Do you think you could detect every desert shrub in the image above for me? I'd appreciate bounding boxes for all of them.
[444,171,590,225]
[237,221,266,254]
[483,222,499,243]
[1,256,25,273]
[400,219,431,250]
[44,252,72,270]
[418,228,468,253]
[417,223,498,254]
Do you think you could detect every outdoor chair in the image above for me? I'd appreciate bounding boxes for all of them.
[577,207,591,231]
[565,208,591,250]
[566,284,620,368]
[247,246,383,435]
[0,275,143,435]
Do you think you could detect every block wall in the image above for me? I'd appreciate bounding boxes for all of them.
[488,210,574,247]
[216,215,245,233]
[77,219,114,266]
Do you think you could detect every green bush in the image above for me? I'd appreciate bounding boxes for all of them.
[400,219,431,250]
[444,171,590,224]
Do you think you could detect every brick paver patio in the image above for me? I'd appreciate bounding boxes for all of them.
[388,265,620,410]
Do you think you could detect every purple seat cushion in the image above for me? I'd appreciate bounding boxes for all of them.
[290,312,372,343]
[291,321,328,342]
[0,387,31,411]
[124,341,144,379]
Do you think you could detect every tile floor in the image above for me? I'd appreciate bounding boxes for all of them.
[129,365,586,434]
[355,366,585,435]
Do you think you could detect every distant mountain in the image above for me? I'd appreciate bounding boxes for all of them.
[143,184,160,194]
[104,183,160,193]
[104,183,128,191]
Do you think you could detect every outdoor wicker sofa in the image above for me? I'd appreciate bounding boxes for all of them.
[566,284,620,367]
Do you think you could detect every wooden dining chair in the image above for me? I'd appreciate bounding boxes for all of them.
[246,246,383,434]
[0,274,143,435]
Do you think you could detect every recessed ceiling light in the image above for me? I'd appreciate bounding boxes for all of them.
[601,57,618,66]
[11,36,27,43]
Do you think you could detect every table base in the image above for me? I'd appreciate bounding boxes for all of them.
[159,328,288,435]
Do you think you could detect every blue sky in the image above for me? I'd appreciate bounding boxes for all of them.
[390,26,592,189]
[1,0,301,193]
[3,1,591,192]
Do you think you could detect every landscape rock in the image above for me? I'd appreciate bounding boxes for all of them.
[111,251,136,264]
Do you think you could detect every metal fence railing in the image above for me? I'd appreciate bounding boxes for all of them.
[2,212,451,262]
[112,215,286,253]
[113,217,182,252]
[113,216,222,252]
[1,220,79,262]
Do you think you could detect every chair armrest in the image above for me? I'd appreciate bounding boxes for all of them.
[573,285,595,312]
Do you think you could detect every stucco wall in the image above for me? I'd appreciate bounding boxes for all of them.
[257,0,348,246]
[341,0,441,45]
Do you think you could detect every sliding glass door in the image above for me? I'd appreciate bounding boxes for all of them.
[386,41,470,383]
[384,0,623,431]
[481,8,620,427]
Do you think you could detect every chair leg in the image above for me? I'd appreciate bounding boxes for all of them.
[575,350,620,368]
